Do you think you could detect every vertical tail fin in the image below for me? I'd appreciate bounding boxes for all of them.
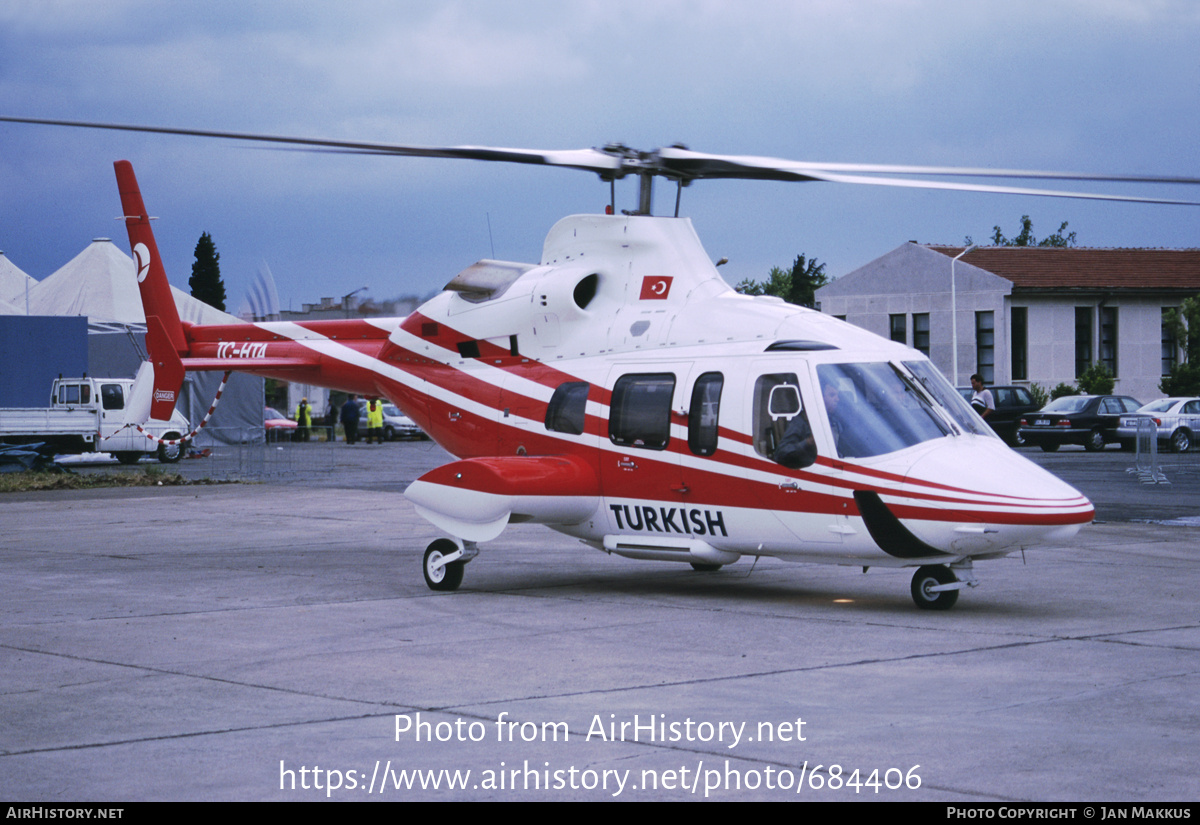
[115,160,187,353]
[114,160,187,420]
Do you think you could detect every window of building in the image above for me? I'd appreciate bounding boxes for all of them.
[687,372,723,456]
[1162,308,1179,377]
[1099,306,1118,376]
[975,311,995,384]
[913,313,930,357]
[889,314,906,345]
[1010,307,1027,381]
[545,381,589,435]
[1075,307,1092,377]
[609,373,675,450]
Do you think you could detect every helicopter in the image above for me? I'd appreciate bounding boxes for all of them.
[5,116,1199,609]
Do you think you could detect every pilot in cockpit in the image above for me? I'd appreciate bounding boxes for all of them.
[774,381,844,469]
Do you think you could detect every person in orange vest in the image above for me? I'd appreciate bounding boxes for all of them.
[366,398,384,444]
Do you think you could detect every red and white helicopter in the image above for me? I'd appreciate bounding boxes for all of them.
[7,117,1199,609]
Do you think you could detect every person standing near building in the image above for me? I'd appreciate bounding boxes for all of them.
[294,397,312,442]
[340,394,360,444]
[366,398,384,444]
[970,374,995,420]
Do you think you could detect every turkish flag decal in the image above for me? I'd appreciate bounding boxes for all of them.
[639,276,673,300]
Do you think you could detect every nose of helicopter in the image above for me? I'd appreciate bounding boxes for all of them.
[898,436,1094,553]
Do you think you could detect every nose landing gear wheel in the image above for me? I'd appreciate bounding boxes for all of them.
[423,539,465,591]
[910,565,959,610]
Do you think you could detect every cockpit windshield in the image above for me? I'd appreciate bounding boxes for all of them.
[902,360,994,438]
[816,362,953,458]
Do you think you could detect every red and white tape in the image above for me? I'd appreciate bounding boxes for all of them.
[105,370,233,446]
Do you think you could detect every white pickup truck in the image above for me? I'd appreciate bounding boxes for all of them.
[0,377,190,464]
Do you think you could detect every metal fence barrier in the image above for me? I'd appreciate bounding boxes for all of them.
[1128,417,1169,485]
[177,427,333,481]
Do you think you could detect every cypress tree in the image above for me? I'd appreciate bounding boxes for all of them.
[189,232,226,311]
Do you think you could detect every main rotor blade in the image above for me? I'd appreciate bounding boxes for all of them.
[5,115,1198,204]
[0,116,622,175]
[656,147,1200,204]
[656,146,1200,187]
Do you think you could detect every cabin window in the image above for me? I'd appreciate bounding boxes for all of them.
[58,384,86,405]
[687,372,723,456]
[545,381,589,435]
[101,384,124,411]
[609,373,675,450]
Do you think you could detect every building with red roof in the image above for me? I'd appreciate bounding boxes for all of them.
[815,243,1200,403]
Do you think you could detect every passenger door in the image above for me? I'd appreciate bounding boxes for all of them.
[747,365,843,547]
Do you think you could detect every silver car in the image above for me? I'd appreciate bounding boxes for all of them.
[358,400,426,440]
[1117,397,1200,453]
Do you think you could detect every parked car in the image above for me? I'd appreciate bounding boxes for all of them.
[957,385,1041,446]
[1019,395,1143,452]
[357,400,426,440]
[264,406,297,441]
[1115,397,1200,453]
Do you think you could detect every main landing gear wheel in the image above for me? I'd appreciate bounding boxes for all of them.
[910,565,959,611]
[423,539,464,592]
[689,562,723,572]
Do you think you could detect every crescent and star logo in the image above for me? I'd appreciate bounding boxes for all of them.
[638,276,673,300]
[133,243,152,283]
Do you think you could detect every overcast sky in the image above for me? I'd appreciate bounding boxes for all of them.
[2,0,1198,314]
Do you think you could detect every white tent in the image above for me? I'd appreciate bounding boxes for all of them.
[0,251,37,309]
[26,238,240,325]
[24,238,262,445]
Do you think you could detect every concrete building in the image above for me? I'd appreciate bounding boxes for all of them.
[815,244,1200,403]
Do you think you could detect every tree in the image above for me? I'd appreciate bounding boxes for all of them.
[965,215,1077,248]
[735,253,829,308]
[189,232,227,311]
[1160,295,1200,396]
[1077,362,1115,395]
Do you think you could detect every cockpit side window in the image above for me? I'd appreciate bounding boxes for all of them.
[545,381,589,435]
[753,373,816,468]
[609,373,675,450]
[687,372,723,456]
